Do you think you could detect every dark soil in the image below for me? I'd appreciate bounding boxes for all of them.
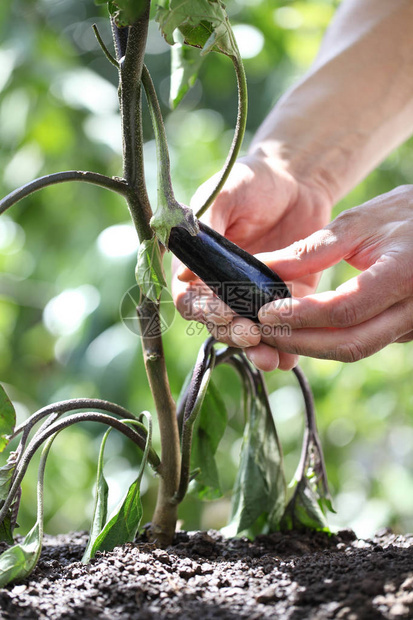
[1,528,412,619]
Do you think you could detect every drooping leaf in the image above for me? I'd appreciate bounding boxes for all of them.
[135,237,167,303]
[0,453,17,501]
[82,430,110,564]
[170,30,204,109]
[281,366,334,532]
[87,415,152,559]
[0,452,20,544]
[0,385,16,453]
[222,375,286,537]
[97,0,147,27]
[281,433,334,532]
[89,476,143,558]
[189,380,227,500]
[0,521,42,587]
[156,0,239,58]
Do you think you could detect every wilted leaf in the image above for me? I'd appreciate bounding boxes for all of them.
[135,238,167,303]
[0,385,16,453]
[89,476,143,558]
[223,377,285,537]
[156,0,239,57]
[189,380,227,500]
[0,521,42,587]
[82,431,110,563]
[281,434,334,531]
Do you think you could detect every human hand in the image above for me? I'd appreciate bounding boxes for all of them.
[171,153,332,371]
[258,185,413,362]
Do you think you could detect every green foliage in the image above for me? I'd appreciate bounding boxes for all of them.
[189,379,227,500]
[0,385,15,453]
[89,476,143,556]
[223,374,286,537]
[156,0,237,56]
[0,521,42,587]
[0,0,412,553]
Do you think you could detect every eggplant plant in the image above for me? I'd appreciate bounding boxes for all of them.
[0,0,333,586]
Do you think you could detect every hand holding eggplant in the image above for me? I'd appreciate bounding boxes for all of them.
[258,186,413,362]
[172,154,332,371]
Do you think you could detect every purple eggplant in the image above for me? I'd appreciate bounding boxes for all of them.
[168,221,291,321]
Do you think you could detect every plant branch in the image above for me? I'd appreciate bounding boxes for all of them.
[93,24,119,67]
[141,64,175,208]
[117,6,153,241]
[0,171,128,215]
[0,412,160,528]
[196,54,248,218]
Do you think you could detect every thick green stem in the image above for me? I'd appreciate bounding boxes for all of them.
[0,171,128,215]
[196,54,248,218]
[137,299,180,546]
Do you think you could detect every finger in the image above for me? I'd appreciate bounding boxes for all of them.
[259,226,349,282]
[267,298,413,362]
[259,255,408,330]
[245,344,280,372]
[208,317,261,348]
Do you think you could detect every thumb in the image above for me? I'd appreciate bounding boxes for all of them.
[258,226,350,282]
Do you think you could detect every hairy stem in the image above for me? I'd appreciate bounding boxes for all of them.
[141,64,175,207]
[196,54,248,218]
[0,171,128,215]
[116,8,153,241]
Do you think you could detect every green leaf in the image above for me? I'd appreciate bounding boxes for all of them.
[156,0,239,58]
[98,0,147,27]
[82,430,110,564]
[89,476,143,557]
[0,384,16,453]
[280,432,334,532]
[223,377,286,537]
[189,380,227,500]
[0,521,42,587]
[135,238,167,303]
[280,478,330,531]
[170,31,204,109]
[0,452,19,544]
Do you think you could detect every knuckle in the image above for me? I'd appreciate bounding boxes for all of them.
[334,340,366,363]
[328,301,358,327]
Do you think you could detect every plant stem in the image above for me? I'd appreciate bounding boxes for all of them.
[0,171,128,215]
[113,7,182,545]
[116,8,153,241]
[196,54,248,218]
[136,299,181,546]
[141,64,175,209]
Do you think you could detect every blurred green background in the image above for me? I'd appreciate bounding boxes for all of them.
[1,0,412,540]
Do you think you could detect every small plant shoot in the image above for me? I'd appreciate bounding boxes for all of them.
[0,0,334,585]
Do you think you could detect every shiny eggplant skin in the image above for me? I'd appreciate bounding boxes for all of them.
[168,221,291,321]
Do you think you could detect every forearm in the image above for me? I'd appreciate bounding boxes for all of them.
[250,0,413,204]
